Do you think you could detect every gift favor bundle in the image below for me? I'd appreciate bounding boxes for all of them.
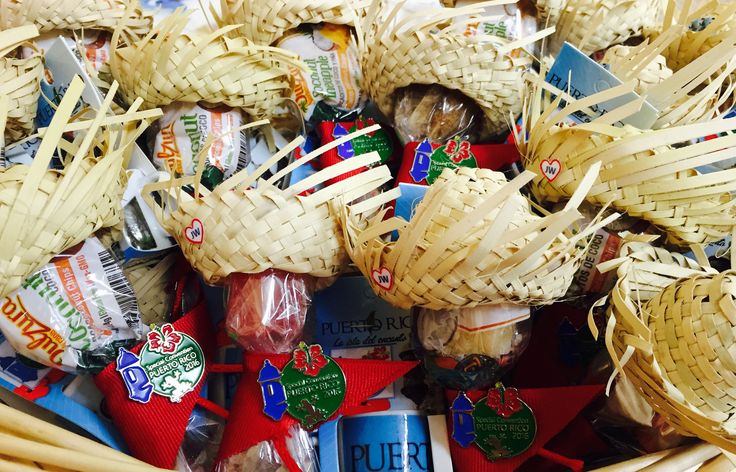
[3,0,736,471]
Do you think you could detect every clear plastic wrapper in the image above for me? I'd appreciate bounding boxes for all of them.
[225,270,315,354]
[176,407,226,472]
[217,425,318,472]
[392,84,483,145]
[585,351,687,454]
[0,237,144,373]
[414,305,532,390]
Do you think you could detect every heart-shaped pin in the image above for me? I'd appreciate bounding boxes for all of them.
[371,267,393,290]
[540,159,562,182]
[184,218,204,245]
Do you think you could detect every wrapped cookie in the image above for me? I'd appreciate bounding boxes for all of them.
[392,84,484,145]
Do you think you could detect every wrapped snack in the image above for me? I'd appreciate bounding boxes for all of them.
[225,270,315,354]
[152,102,249,189]
[415,304,532,390]
[0,237,144,373]
[392,84,483,145]
[277,23,365,122]
[176,407,226,472]
[217,425,317,472]
[456,0,538,53]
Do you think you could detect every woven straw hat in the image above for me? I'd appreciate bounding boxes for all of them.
[601,45,672,96]
[357,0,549,138]
[125,253,177,326]
[0,0,151,41]
[0,25,43,142]
[539,0,664,55]
[143,123,393,284]
[338,162,619,310]
[647,0,736,73]
[217,0,369,45]
[110,10,300,118]
[0,76,161,298]
[518,71,736,247]
[599,243,736,453]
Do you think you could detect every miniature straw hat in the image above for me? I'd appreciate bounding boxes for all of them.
[537,0,664,55]
[338,162,619,310]
[110,10,301,118]
[598,243,736,454]
[125,253,177,326]
[0,0,151,41]
[0,25,43,142]
[0,76,161,298]
[357,0,551,138]
[647,0,736,73]
[601,45,672,96]
[518,71,736,247]
[143,123,393,284]
[217,0,369,45]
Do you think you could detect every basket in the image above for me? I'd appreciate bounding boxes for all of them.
[0,0,151,42]
[518,71,736,247]
[338,163,619,310]
[357,0,550,138]
[538,0,664,55]
[0,75,161,299]
[0,25,43,142]
[600,246,736,454]
[110,10,301,118]
[143,123,393,284]
[216,0,369,45]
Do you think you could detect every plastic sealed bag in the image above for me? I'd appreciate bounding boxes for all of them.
[392,84,484,145]
[176,407,226,472]
[225,270,315,354]
[0,237,144,372]
[415,305,532,390]
[216,425,318,472]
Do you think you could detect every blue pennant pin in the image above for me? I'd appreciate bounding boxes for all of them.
[116,348,153,403]
[409,139,433,183]
[333,123,355,160]
[451,391,476,448]
[258,360,288,421]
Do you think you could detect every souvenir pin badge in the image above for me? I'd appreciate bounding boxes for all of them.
[117,323,205,404]
[258,342,346,430]
[451,383,537,461]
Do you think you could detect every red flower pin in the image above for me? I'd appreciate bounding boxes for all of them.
[147,324,183,354]
[293,343,328,377]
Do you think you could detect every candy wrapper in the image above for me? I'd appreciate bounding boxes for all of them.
[225,270,315,354]
[455,0,538,55]
[415,304,532,390]
[277,23,365,122]
[0,237,144,373]
[392,84,484,145]
[152,102,249,189]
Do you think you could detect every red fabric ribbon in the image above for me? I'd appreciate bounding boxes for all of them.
[446,385,604,472]
[94,300,215,469]
[216,352,417,470]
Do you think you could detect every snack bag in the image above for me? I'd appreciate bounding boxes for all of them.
[277,24,365,121]
[0,238,144,373]
[152,102,249,189]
